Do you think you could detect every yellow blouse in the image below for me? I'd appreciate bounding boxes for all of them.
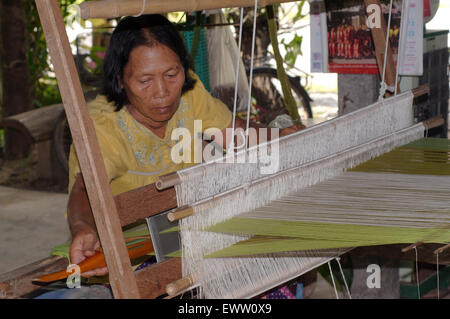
[68,73,232,195]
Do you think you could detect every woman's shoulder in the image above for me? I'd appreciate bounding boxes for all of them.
[87,94,118,116]
[86,94,123,133]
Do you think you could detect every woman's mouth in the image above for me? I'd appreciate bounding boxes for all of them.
[153,106,171,114]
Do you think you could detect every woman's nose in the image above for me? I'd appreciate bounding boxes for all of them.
[153,77,169,99]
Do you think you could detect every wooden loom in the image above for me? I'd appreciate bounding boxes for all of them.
[0,0,448,299]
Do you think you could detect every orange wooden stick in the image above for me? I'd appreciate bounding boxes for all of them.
[35,239,154,283]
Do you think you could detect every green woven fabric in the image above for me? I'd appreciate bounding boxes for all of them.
[204,138,450,257]
[350,138,450,175]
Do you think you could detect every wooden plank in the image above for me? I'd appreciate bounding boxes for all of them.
[115,184,178,227]
[35,0,139,298]
[364,0,398,94]
[412,84,429,98]
[78,0,295,19]
[0,256,68,299]
[135,258,182,299]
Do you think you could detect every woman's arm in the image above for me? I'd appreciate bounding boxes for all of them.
[215,116,305,150]
[67,174,108,277]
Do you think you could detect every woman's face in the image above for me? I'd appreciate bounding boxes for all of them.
[121,43,185,129]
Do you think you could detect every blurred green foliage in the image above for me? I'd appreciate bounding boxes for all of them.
[24,0,81,108]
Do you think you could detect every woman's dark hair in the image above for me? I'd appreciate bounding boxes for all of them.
[102,14,196,111]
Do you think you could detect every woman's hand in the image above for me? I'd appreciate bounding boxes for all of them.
[280,123,306,137]
[69,225,108,277]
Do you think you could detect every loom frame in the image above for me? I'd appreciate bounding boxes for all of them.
[0,0,445,299]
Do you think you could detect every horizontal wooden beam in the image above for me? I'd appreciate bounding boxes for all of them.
[115,183,178,227]
[412,84,429,98]
[135,258,182,298]
[423,115,445,131]
[78,0,295,19]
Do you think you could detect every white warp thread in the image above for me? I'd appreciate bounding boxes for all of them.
[175,91,414,206]
[179,122,424,299]
[243,172,450,229]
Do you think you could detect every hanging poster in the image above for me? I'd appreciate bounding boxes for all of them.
[325,0,403,74]
[310,0,329,72]
[397,0,423,75]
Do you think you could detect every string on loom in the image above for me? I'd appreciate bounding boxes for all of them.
[132,0,147,17]
[245,0,259,152]
[436,251,439,299]
[229,8,245,155]
[434,244,450,299]
[378,0,394,101]
[203,137,450,261]
[327,261,339,299]
[414,246,421,299]
[336,257,352,299]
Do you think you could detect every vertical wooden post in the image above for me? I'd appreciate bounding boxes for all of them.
[364,0,398,94]
[35,0,140,298]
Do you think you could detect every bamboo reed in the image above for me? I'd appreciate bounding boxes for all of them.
[78,0,295,19]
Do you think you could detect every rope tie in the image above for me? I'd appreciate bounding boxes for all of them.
[229,7,245,155]
[245,0,259,153]
[133,0,147,17]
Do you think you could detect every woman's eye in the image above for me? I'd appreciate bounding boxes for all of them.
[166,69,180,78]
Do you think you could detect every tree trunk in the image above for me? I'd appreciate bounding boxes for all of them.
[0,0,32,159]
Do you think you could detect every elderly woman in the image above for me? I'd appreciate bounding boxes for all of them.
[67,14,301,279]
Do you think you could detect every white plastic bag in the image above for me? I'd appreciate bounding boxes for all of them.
[206,11,249,112]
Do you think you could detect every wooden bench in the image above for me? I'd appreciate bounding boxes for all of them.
[0,103,65,182]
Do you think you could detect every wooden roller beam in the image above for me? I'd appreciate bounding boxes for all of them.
[78,0,296,19]
[412,84,430,98]
[423,116,445,130]
[156,171,181,191]
[166,274,194,297]
[167,206,194,222]
[434,244,450,255]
